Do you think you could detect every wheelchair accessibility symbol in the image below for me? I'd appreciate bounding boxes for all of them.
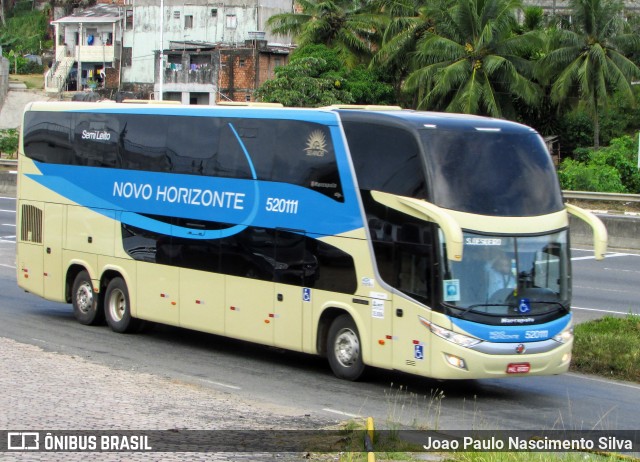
[303,288,311,302]
[518,298,531,313]
[414,344,424,360]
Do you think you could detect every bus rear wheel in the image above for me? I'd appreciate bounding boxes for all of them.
[327,314,366,381]
[104,277,138,333]
[72,270,103,325]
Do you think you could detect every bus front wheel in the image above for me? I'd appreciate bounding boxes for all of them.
[327,314,366,381]
[72,270,103,325]
[104,277,138,333]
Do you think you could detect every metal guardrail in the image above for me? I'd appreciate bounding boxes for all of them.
[563,191,640,203]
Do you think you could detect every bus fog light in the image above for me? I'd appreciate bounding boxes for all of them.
[562,353,571,363]
[444,354,467,370]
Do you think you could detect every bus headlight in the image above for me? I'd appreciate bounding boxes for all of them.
[418,316,482,348]
[553,325,573,344]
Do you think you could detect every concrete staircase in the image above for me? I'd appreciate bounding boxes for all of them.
[45,56,75,93]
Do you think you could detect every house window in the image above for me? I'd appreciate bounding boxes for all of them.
[245,94,251,102]
[226,14,237,29]
[211,8,218,17]
[125,9,133,30]
[239,59,245,67]
[173,11,180,19]
[185,15,193,28]
[122,47,132,67]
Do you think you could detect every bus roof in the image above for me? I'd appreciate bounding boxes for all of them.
[24,101,538,134]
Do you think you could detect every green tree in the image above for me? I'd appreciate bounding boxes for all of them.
[254,53,354,107]
[255,45,394,106]
[370,0,437,105]
[536,0,640,148]
[266,0,385,68]
[399,0,542,117]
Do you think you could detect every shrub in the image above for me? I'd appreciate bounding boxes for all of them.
[0,129,19,157]
[558,158,626,192]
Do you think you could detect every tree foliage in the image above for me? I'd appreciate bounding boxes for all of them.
[255,45,393,107]
[266,0,386,68]
[400,0,543,117]
[535,0,640,148]
[558,135,640,192]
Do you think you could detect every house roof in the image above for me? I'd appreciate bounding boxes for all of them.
[52,4,122,25]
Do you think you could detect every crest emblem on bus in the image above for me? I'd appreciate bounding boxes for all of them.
[304,130,327,157]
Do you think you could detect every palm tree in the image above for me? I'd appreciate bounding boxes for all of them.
[370,0,438,105]
[536,0,640,148]
[266,0,386,68]
[389,0,542,117]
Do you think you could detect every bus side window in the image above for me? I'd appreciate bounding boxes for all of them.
[272,121,343,201]
[119,115,170,173]
[215,121,253,179]
[345,122,427,199]
[73,114,119,167]
[166,117,218,175]
[23,112,74,164]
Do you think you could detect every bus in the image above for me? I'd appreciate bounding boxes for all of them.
[16,102,607,381]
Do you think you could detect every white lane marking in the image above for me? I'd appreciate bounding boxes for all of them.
[572,253,631,261]
[0,197,15,201]
[199,379,242,390]
[573,284,637,294]
[0,239,16,244]
[2,224,16,227]
[322,408,362,418]
[565,373,640,391]
[0,263,16,269]
[603,267,640,274]
[572,306,638,316]
[0,209,16,213]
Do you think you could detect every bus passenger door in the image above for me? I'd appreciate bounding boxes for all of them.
[273,229,307,351]
[43,203,64,301]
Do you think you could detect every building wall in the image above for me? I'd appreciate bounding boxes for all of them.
[122,0,292,85]
[218,49,257,101]
[217,46,288,102]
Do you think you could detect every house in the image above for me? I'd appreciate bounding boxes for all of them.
[46,0,294,102]
[155,38,291,104]
[47,4,123,92]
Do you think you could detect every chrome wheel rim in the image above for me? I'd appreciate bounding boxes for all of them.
[334,328,360,367]
[75,282,93,314]
[108,288,126,322]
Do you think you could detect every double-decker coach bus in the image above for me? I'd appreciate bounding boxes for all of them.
[16,102,607,380]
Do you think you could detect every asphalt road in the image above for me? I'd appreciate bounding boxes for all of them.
[1,196,639,432]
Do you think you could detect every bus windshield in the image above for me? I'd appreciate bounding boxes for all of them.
[422,130,564,216]
[440,230,570,319]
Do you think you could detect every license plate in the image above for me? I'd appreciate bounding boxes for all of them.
[506,363,530,374]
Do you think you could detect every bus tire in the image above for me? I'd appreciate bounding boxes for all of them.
[327,314,366,381]
[104,277,138,333]
[72,270,103,325]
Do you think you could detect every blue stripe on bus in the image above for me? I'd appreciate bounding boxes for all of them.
[64,107,341,124]
[27,162,363,238]
[451,314,571,343]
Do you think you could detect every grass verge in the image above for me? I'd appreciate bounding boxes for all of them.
[9,73,44,90]
[571,314,640,382]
